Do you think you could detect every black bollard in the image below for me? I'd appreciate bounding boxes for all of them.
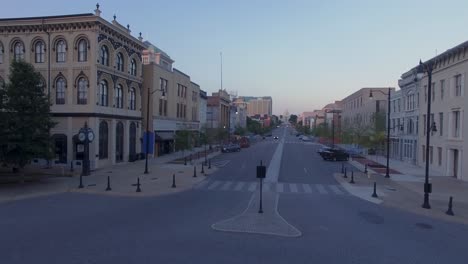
[343,168,348,178]
[193,166,197,178]
[208,159,211,169]
[172,174,176,188]
[201,163,205,174]
[372,182,378,198]
[364,163,368,174]
[184,157,187,166]
[350,171,355,184]
[71,161,74,172]
[341,163,344,174]
[136,177,141,192]
[78,174,84,189]
[446,196,454,216]
[105,176,112,191]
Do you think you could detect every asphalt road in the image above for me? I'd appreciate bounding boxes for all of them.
[1,126,468,264]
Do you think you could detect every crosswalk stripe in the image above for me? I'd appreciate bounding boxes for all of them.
[194,180,210,189]
[234,182,245,191]
[276,183,284,193]
[221,181,233,191]
[302,184,312,193]
[207,181,222,190]
[263,183,270,192]
[289,183,298,193]
[248,182,257,192]
[329,185,345,195]
[316,184,327,194]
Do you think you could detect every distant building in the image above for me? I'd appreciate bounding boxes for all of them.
[199,90,208,130]
[207,90,231,129]
[233,96,272,117]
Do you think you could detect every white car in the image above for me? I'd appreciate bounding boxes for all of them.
[301,136,310,141]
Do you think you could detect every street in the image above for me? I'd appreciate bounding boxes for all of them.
[1,126,468,264]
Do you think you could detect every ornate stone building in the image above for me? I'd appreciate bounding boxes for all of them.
[0,5,145,169]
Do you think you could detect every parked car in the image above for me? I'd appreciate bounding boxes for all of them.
[317,147,333,156]
[239,137,250,148]
[301,136,311,141]
[320,148,349,161]
[221,144,241,153]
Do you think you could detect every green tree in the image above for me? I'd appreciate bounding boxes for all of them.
[289,114,298,124]
[0,60,55,173]
[175,130,192,152]
[234,126,246,136]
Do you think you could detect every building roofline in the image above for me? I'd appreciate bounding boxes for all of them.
[173,68,190,79]
[0,13,94,22]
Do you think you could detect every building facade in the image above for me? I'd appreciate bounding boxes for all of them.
[207,90,231,130]
[417,41,467,180]
[0,7,145,169]
[142,42,200,156]
[233,96,272,117]
[198,89,207,130]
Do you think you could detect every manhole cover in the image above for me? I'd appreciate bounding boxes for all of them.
[151,177,158,181]
[415,223,433,230]
[359,211,384,224]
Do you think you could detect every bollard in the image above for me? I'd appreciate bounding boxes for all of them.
[171,174,176,188]
[184,157,187,166]
[341,163,344,174]
[364,163,368,174]
[136,177,141,192]
[372,182,378,198]
[201,163,205,174]
[78,174,84,189]
[208,159,211,169]
[193,166,197,178]
[343,168,348,178]
[260,160,263,166]
[70,161,74,172]
[446,196,454,216]
[350,171,355,184]
[105,176,112,191]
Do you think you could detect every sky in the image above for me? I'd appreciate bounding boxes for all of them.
[2,0,468,115]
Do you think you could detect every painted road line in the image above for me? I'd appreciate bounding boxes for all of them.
[263,182,271,192]
[302,183,312,194]
[194,180,210,189]
[304,168,307,174]
[276,183,284,193]
[234,182,245,191]
[221,181,233,191]
[289,183,298,193]
[207,181,222,190]
[316,184,327,194]
[329,185,344,195]
[248,182,257,192]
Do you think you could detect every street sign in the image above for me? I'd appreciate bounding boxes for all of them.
[256,165,266,178]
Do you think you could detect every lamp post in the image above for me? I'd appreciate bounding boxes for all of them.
[144,87,165,174]
[417,60,437,209]
[369,88,392,178]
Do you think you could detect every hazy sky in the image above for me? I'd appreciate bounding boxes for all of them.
[2,0,468,115]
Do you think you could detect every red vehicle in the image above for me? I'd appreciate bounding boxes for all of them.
[239,137,250,148]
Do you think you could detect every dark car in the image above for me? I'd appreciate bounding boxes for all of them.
[221,143,241,153]
[320,148,349,161]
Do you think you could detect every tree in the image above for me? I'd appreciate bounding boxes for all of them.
[175,130,192,157]
[0,60,55,173]
[234,126,246,136]
[289,114,298,124]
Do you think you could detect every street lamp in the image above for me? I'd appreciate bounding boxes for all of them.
[417,59,437,209]
[144,87,165,174]
[369,88,392,178]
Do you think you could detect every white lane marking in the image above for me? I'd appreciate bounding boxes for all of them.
[329,185,344,195]
[248,182,257,192]
[302,184,312,194]
[208,181,222,190]
[304,168,307,174]
[289,183,298,193]
[265,132,285,183]
[276,183,284,193]
[234,182,245,191]
[221,181,233,191]
[263,182,270,192]
[194,180,210,189]
[316,184,327,194]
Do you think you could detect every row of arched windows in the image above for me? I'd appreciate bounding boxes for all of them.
[99,45,138,76]
[0,38,88,64]
[98,120,137,162]
[51,75,137,109]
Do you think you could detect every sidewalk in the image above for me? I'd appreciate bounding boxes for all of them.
[338,155,468,225]
[0,148,221,203]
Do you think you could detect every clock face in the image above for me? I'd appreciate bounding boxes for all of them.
[78,132,86,142]
[87,131,95,142]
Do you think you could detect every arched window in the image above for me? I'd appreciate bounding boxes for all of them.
[115,122,124,162]
[56,40,66,62]
[99,80,108,106]
[99,121,108,159]
[129,87,136,110]
[35,41,45,63]
[77,77,88,105]
[129,122,136,160]
[130,59,137,76]
[78,39,87,62]
[115,84,123,108]
[116,52,124,71]
[0,42,4,64]
[100,45,109,66]
[13,41,25,61]
[55,77,66,105]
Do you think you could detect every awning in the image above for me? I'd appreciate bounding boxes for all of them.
[155,132,174,141]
